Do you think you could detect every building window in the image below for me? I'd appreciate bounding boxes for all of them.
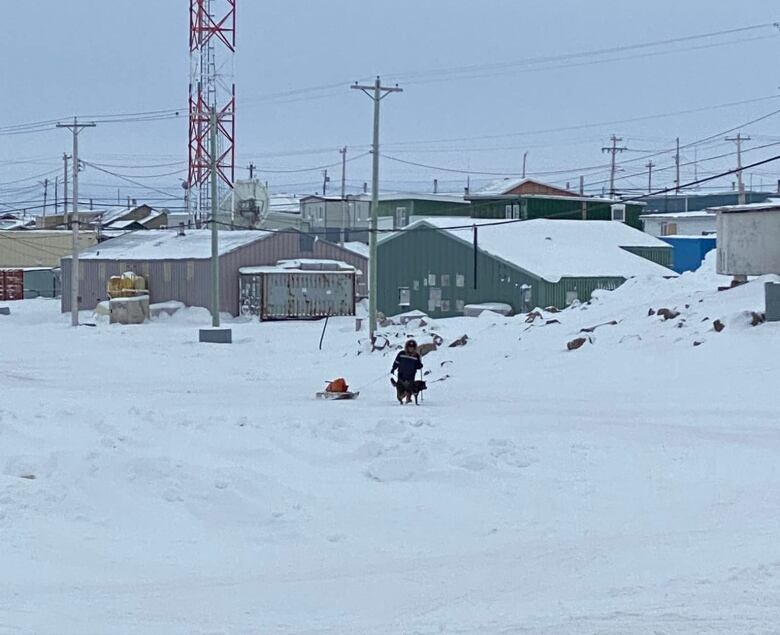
[413,280,420,291]
[456,274,465,288]
[456,299,465,312]
[504,204,512,219]
[428,274,436,286]
[398,287,411,307]
[441,274,450,287]
[661,222,678,236]
[565,289,578,305]
[441,300,451,312]
[395,206,408,228]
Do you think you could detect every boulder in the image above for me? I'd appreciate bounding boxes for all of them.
[713,320,725,333]
[449,335,469,348]
[657,308,680,320]
[567,337,588,351]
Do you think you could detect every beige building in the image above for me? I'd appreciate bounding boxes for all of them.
[0,231,98,268]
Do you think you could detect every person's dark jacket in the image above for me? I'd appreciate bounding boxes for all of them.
[392,351,423,382]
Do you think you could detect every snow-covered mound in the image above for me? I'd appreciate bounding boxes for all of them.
[2,254,780,634]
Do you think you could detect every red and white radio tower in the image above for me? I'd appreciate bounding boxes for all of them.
[188,0,236,225]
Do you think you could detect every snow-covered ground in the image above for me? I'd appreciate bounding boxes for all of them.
[2,256,780,634]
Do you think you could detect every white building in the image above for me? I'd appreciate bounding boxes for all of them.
[640,211,717,237]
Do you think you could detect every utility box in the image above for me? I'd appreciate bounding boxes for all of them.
[109,295,150,325]
[766,282,780,322]
[717,204,780,275]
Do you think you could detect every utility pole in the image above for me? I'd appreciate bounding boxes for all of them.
[56,118,95,327]
[351,76,403,341]
[62,153,71,220]
[339,146,347,245]
[40,178,49,216]
[601,135,626,198]
[645,161,655,194]
[522,151,528,179]
[210,108,220,328]
[322,168,330,196]
[726,133,751,205]
[674,137,681,193]
[248,163,255,179]
[579,175,587,220]
[54,176,59,216]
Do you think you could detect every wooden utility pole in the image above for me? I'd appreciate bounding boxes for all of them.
[726,133,751,205]
[56,118,96,327]
[674,137,681,193]
[62,153,71,220]
[645,161,655,194]
[248,162,255,179]
[351,76,403,341]
[339,146,347,245]
[601,135,626,198]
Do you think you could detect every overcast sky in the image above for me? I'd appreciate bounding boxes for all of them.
[2,0,780,210]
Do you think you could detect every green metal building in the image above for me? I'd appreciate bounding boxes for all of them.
[466,177,646,229]
[377,218,674,318]
[370,193,471,228]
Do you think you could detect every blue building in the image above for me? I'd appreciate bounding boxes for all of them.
[661,236,717,273]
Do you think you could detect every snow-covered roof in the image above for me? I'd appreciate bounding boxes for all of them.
[475,177,582,197]
[385,218,675,283]
[640,210,716,220]
[711,198,780,214]
[269,195,302,214]
[341,241,370,258]
[72,229,271,261]
[356,192,468,204]
[240,259,354,275]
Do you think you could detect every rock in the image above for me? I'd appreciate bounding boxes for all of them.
[417,342,437,357]
[371,335,391,351]
[580,320,618,333]
[693,341,703,347]
[449,335,469,348]
[657,308,680,320]
[525,311,542,323]
[19,474,36,480]
[713,320,725,333]
[751,312,766,326]
[567,337,588,351]
[544,306,561,313]
[545,319,561,325]
[648,308,656,316]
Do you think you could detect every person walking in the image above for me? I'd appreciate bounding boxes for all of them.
[391,339,423,404]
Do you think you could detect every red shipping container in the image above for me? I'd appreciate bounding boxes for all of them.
[0,269,24,301]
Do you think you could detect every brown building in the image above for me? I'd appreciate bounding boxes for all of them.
[60,229,367,315]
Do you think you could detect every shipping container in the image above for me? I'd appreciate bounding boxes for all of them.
[23,268,61,298]
[239,264,355,320]
[0,269,24,301]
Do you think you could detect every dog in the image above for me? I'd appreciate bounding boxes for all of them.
[390,377,427,405]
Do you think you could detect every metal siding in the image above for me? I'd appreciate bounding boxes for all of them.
[62,231,369,316]
[621,245,674,268]
[23,268,60,298]
[257,271,355,320]
[377,227,540,318]
[538,277,626,309]
[470,198,643,228]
